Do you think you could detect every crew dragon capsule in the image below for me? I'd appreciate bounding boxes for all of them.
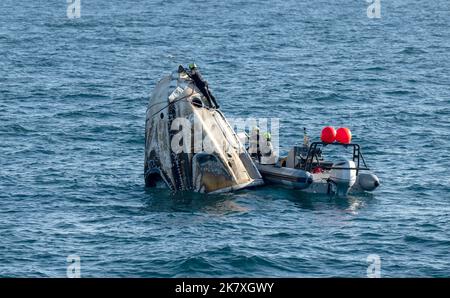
[144,65,263,193]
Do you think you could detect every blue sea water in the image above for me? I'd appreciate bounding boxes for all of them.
[1,0,449,277]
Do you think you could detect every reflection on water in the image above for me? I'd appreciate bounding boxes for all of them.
[143,188,248,214]
[250,185,376,214]
[291,192,375,214]
[143,185,375,215]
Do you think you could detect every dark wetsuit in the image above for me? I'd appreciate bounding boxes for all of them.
[190,69,219,108]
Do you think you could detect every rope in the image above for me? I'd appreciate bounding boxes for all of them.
[147,88,195,119]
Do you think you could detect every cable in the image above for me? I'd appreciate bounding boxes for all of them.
[147,88,195,119]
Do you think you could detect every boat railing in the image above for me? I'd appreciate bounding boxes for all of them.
[299,142,370,175]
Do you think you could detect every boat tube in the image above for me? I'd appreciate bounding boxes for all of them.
[256,163,313,189]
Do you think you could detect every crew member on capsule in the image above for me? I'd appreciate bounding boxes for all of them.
[188,63,219,109]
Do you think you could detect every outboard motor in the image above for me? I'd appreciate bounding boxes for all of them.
[329,160,357,197]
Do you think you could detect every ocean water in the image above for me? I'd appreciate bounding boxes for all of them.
[1,0,449,277]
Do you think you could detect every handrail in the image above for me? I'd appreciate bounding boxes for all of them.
[302,142,370,175]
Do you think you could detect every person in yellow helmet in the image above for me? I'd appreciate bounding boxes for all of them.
[260,131,277,165]
[249,128,277,164]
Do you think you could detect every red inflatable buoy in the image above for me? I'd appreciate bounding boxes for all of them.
[321,126,336,143]
[336,127,352,144]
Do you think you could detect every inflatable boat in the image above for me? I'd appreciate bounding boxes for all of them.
[252,129,380,197]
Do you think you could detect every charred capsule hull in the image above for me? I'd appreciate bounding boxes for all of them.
[145,68,263,193]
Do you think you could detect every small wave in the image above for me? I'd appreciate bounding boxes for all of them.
[178,256,215,272]
[309,92,345,102]
[53,110,121,119]
[266,232,296,238]
[360,232,382,238]
[355,66,386,72]
[404,235,430,244]
[383,90,415,96]
[228,255,279,270]
[407,236,450,247]
[398,47,427,55]
[0,123,34,134]
[62,93,110,100]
